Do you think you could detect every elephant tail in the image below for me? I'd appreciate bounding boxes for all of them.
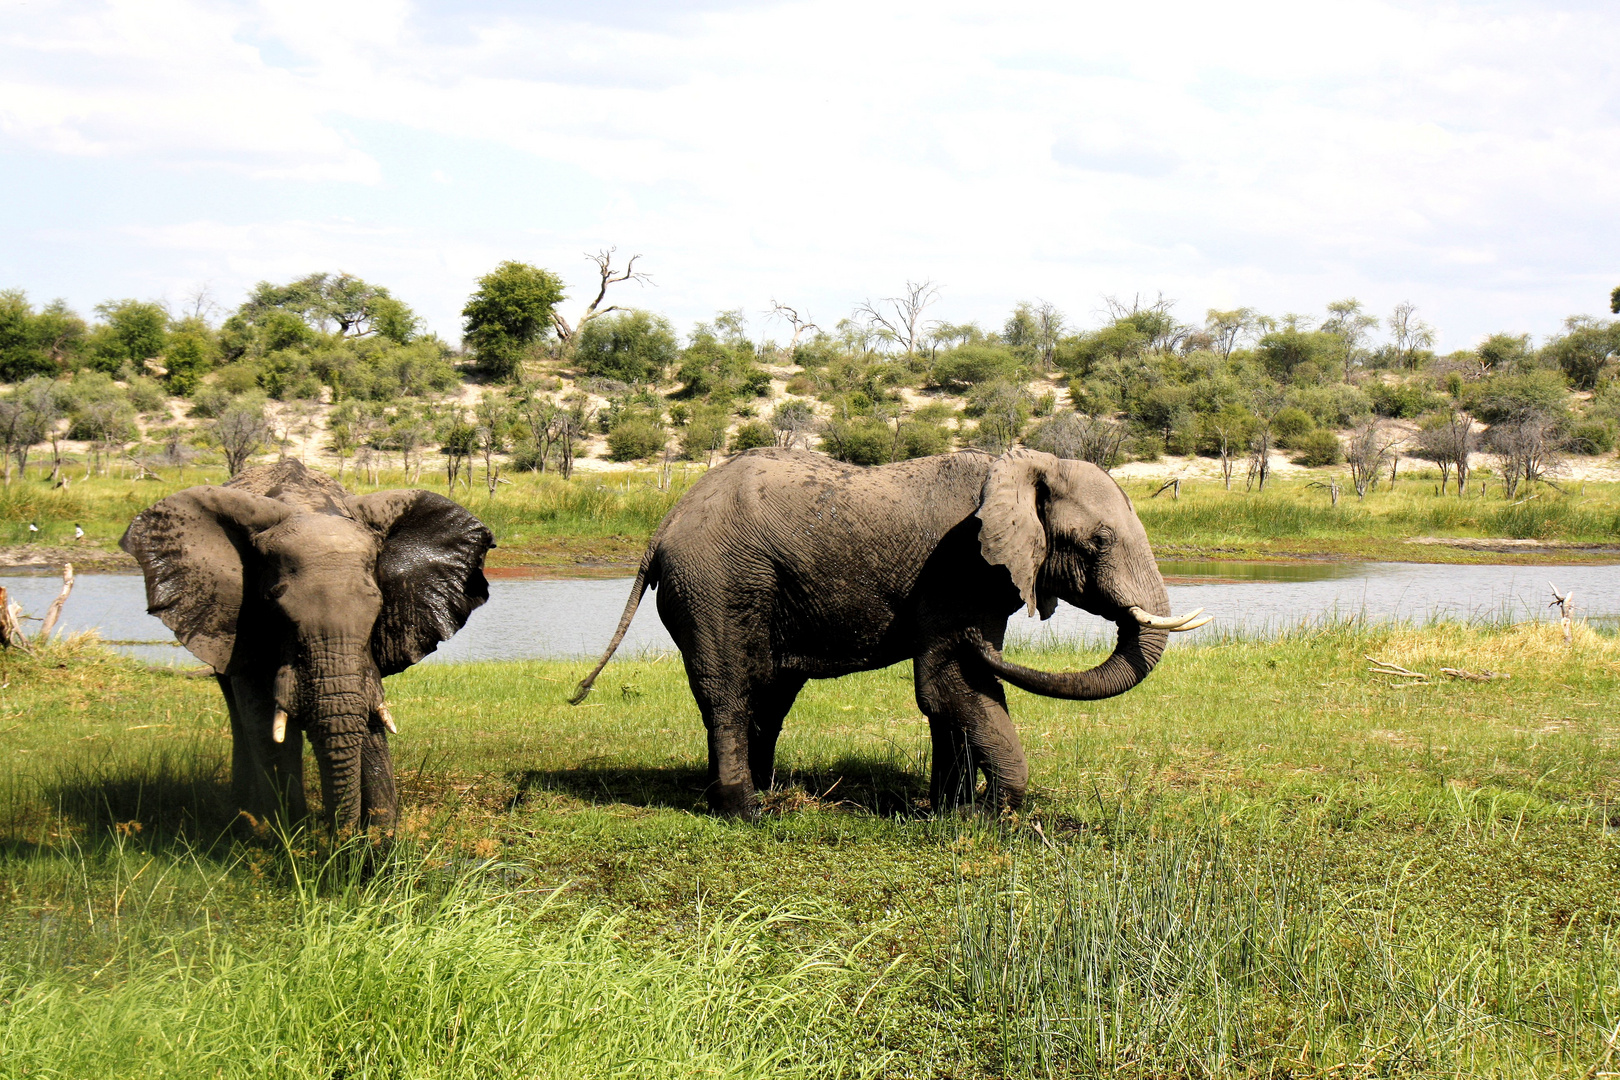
[569,539,661,705]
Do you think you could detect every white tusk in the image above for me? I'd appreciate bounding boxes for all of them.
[377,703,397,734]
[272,708,288,744]
[1128,606,1209,632]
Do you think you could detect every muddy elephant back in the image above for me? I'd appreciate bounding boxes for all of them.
[225,460,352,514]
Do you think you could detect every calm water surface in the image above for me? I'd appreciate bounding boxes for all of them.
[5,560,1617,666]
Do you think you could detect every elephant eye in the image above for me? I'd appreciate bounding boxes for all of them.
[266,581,289,600]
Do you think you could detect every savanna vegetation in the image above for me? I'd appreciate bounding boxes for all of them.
[3,262,1620,518]
[4,260,1620,568]
[0,618,1616,1076]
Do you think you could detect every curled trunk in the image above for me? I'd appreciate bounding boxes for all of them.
[966,622,1168,700]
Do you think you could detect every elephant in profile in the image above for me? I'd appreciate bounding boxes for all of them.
[122,460,495,833]
[573,448,1206,817]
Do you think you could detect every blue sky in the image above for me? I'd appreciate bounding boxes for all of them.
[1,0,1617,350]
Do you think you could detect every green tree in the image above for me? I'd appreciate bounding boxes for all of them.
[89,299,168,373]
[242,273,417,341]
[163,315,218,395]
[574,309,678,384]
[1322,298,1378,382]
[1477,333,1535,371]
[0,291,64,380]
[1542,316,1619,390]
[462,261,566,379]
[1256,327,1336,382]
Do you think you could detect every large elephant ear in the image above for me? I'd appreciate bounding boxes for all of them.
[119,487,293,672]
[976,449,1052,617]
[347,490,496,676]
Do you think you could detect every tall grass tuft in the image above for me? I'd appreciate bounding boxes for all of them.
[0,837,897,1079]
[953,827,1619,1077]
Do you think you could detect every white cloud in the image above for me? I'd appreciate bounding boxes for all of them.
[1,0,1618,345]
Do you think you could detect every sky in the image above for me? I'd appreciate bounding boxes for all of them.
[1,0,1617,352]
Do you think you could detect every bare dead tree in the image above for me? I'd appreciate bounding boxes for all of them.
[1489,409,1563,498]
[552,248,652,346]
[1549,582,1575,645]
[182,283,220,323]
[1033,301,1065,370]
[767,301,821,354]
[855,279,940,356]
[1345,419,1400,497]
[1026,412,1128,471]
[38,563,72,640]
[1103,293,1192,353]
[1414,408,1476,495]
[771,399,816,450]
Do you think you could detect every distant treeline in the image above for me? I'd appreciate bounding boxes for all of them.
[1,265,1617,494]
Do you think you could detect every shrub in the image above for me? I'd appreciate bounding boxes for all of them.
[729,420,774,453]
[897,420,951,458]
[930,343,1022,389]
[1271,406,1315,448]
[1367,380,1438,419]
[1568,420,1614,455]
[1128,433,1164,462]
[575,309,679,384]
[606,416,667,461]
[1293,428,1343,467]
[820,418,893,466]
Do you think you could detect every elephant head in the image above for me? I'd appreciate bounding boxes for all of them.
[971,449,1207,698]
[121,482,494,831]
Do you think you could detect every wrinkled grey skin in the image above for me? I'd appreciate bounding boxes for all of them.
[121,460,494,833]
[573,448,1174,817]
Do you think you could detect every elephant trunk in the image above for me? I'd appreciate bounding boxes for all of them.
[296,646,382,833]
[967,621,1168,700]
[971,550,1180,701]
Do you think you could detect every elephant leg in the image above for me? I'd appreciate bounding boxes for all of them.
[358,726,397,835]
[914,641,1029,813]
[748,676,806,792]
[695,687,758,818]
[220,675,308,826]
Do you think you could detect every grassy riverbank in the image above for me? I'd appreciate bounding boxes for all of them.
[5,462,1620,573]
[1,621,1616,1076]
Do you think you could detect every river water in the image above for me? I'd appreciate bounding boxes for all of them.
[3,560,1616,667]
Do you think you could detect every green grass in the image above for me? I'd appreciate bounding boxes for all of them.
[1127,473,1620,561]
[7,461,1620,570]
[0,621,1617,1076]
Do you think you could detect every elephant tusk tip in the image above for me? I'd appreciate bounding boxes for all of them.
[377,704,397,734]
[272,708,288,744]
[1129,605,1208,631]
[1172,614,1213,632]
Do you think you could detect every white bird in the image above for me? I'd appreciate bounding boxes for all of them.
[73,525,84,540]
[27,523,37,534]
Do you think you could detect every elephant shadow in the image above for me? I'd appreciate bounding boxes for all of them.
[29,748,259,855]
[509,754,932,818]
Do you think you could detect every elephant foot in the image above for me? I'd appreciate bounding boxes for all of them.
[708,782,760,820]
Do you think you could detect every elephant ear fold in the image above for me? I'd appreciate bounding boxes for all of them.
[119,487,293,673]
[976,450,1051,617]
[348,490,496,676]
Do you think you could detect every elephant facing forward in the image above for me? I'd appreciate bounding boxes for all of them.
[122,460,494,833]
[573,448,1206,817]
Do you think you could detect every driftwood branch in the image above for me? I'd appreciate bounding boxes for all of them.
[38,563,72,640]
[1439,667,1510,682]
[1366,656,1428,681]
[0,587,32,654]
[1549,582,1574,645]
[1150,478,1182,500]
